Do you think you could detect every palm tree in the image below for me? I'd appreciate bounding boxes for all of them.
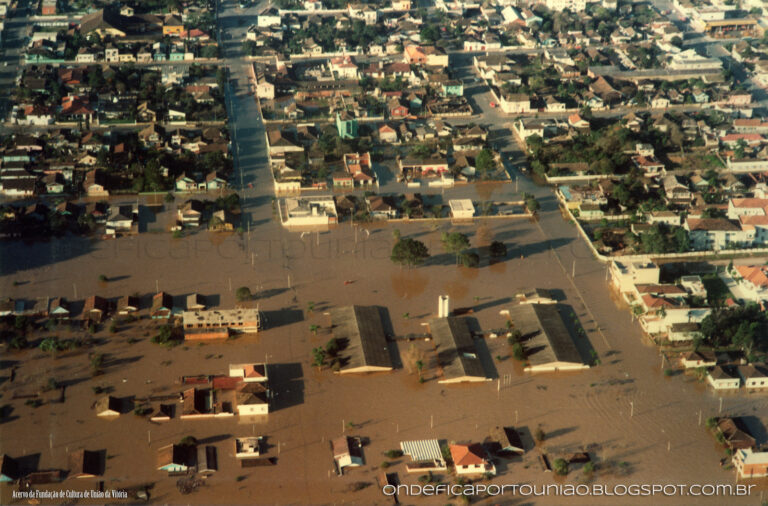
[415,360,424,380]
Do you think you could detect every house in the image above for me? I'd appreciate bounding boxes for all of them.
[740,365,768,389]
[733,448,768,479]
[685,218,750,250]
[209,209,235,231]
[568,114,590,129]
[157,445,193,473]
[176,174,198,192]
[0,455,19,482]
[84,169,108,197]
[83,295,109,322]
[500,93,530,114]
[117,295,139,315]
[449,443,496,476]
[717,417,756,450]
[490,426,525,455]
[332,436,364,474]
[197,446,217,474]
[178,199,204,227]
[398,157,449,178]
[182,308,261,339]
[235,437,263,459]
[95,396,121,417]
[707,366,741,390]
[681,351,717,369]
[367,196,398,219]
[49,297,70,318]
[335,112,358,140]
[186,294,206,311]
[151,292,173,319]
[282,196,338,226]
[733,265,768,301]
[106,204,137,235]
[377,123,398,144]
[449,199,474,219]
[68,449,101,478]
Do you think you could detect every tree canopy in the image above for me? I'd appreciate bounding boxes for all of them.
[391,238,430,268]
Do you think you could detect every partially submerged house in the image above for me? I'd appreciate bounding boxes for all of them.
[157,444,194,473]
[449,443,496,476]
[332,436,364,474]
[68,449,101,478]
[490,426,525,455]
[95,396,121,417]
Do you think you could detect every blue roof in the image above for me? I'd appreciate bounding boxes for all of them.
[559,186,573,201]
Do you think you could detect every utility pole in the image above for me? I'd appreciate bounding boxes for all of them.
[719,397,723,414]
[73,283,77,300]
[630,401,634,417]
[430,414,434,429]
[156,279,159,293]
[572,259,575,278]
[698,410,702,426]
[229,277,232,292]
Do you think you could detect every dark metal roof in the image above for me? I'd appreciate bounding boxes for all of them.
[507,304,584,367]
[429,317,485,381]
[330,306,392,372]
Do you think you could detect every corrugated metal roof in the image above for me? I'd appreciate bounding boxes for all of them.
[429,317,486,381]
[330,306,393,372]
[400,439,443,462]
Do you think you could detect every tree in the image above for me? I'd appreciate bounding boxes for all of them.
[475,149,495,173]
[512,342,525,361]
[390,238,430,269]
[236,286,252,301]
[312,347,327,369]
[415,359,424,380]
[553,458,569,476]
[460,252,480,268]
[164,192,175,203]
[489,241,507,258]
[441,232,470,265]
[309,324,319,335]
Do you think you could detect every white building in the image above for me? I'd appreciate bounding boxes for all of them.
[668,49,723,71]
[733,448,768,479]
[707,367,741,390]
[449,199,475,219]
[610,260,660,294]
[282,196,338,226]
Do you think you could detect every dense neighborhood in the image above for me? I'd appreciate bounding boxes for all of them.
[1,0,768,502]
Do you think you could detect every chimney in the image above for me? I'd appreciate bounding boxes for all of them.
[438,295,450,318]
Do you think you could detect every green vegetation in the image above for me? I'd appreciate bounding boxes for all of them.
[391,238,430,268]
[441,232,470,265]
[236,286,252,302]
[151,325,181,348]
[489,241,507,258]
[553,458,569,476]
[700,304,767,354]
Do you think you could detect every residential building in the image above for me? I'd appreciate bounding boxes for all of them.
[182,308,262,338]
[707,367,741,390]
[281,196,338,226]
[449,443,496,476]
[733,448,768,479]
